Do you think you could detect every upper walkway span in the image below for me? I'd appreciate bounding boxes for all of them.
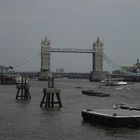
[50,48,94,53]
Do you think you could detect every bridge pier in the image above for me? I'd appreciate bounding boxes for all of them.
[39,71,52,81]
[90,71,105,81]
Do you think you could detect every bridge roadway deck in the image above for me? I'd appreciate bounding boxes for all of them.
[50,48,94,53]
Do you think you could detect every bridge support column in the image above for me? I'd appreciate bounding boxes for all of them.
[39,36,51,80]
[90,71,105,81]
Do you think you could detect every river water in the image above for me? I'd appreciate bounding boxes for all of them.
[0,79,140,140]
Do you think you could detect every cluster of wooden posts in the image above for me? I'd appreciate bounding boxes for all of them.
[15,76,62,108]
[40,77,62,108]
[15,76,31,100]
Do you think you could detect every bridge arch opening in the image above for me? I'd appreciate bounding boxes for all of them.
[51,53,92,73]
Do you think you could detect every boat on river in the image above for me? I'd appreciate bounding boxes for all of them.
[100,79,127,86]
[99,79,129,90]
[82,90,110,97]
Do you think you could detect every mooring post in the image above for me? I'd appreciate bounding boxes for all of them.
[21,76,24,99]
[15,76,31,100]
[40,75,62,108]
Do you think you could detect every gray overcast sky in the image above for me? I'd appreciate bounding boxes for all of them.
[0,0,140,72]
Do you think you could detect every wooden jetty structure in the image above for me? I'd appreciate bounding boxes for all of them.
[15,76,31,100]
[40,76,62,108]
[82,104,140,127]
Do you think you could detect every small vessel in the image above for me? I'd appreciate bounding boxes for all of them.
[100,79,127,86]
[75,86,82,89]
[116,81,127,85]
[99,79,128,90]
[82,104,140,127]
[115,81,129,90]
[82,90,110,97]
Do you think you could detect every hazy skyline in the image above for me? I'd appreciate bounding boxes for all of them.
[0,0,140,72]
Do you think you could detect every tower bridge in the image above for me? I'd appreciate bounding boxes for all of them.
[39,36,104,81]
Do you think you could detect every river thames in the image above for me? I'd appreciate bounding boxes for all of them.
[0,79,140,140]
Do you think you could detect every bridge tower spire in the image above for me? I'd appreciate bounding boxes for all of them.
[39,36,52,80]
[90,37,104,81]
[92,37,103,72]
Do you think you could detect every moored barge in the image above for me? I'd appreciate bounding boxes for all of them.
[82,105,140,127]
[82,90,110,97]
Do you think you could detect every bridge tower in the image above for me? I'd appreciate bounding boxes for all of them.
[38,36,52,80]
[90,37,105,81]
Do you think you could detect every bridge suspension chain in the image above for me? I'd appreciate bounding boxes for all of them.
[103,54,140,76]
[103,54,121,70]
[14,53,40,71]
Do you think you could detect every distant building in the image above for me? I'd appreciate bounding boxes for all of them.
[112,59,140,74]
[0,74,15,84]
[0,65,14,73]
[56,68,64,73]
[0,65,15,84]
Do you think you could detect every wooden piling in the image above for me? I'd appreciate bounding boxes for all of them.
[40,88,62,108]
[15,76,31,100]
[40,76,62,108]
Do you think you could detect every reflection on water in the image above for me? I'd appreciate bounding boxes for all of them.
[0,79,140,140]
